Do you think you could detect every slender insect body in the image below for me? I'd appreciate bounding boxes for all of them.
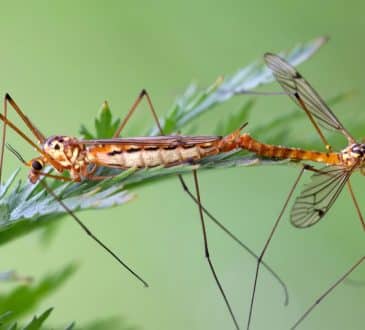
[85,140,221,168]
[228,132,342,165]
[34,131,365,183]
[24,134,226,181]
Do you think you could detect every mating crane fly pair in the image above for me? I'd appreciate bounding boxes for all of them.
[0,47,363,329]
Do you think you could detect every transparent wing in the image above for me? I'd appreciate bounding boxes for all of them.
[264,53,354,142]
[291,166,351,228]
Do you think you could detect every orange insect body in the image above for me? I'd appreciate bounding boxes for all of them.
[30,130,365,184]
[27,135,228,182]
[237,133,342,165]
[86,136,221,168]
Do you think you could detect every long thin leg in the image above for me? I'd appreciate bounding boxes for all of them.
[247,165,306,330]
[40,179,148,287]
[0,96,9,183]
[0,97,148,288]
[193,170,239,329]
[0,93,47,182]
[114,89,241,327]
[291,179,365,328]
[346,180,365,231]
[177,176,288,305]
[114,90,290,315]
[0,94,54,185]
[295,95,332,151]
[113,89,162,138]
[292,97,365,325]
[0,114,43,153]
[291,256,365,329]
[113,90,288,296]
[258,64,360,327]
[6,145,147,286]
[3,94,46,143]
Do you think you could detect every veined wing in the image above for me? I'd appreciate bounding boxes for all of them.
[291,166,351,228]
[264,53,354,143]
[80,135,222,146]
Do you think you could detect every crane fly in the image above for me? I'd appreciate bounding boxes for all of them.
[0,90,289,330]
[235,53,365,329]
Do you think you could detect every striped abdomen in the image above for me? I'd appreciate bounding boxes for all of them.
[220,132,341,165]
[86,142,221,168]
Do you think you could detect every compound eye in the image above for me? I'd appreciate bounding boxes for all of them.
[31,160,43,171]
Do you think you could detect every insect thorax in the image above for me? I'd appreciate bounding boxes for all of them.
[340,143,365,167]
[43,136,87,172]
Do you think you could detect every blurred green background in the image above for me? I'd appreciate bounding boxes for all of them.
[1,1,365,329]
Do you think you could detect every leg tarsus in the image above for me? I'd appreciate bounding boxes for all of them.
[40,180,149,288]
[346,180,365,231]
[246,166,306,330]
[192,170,240,330]
[113,89,288,328]
[113,89,162,138]
[291,256,365,329]
[178,175,289,305]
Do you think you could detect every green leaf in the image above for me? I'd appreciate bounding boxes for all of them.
[22,308,53,330]
[81,101,121,139]
[8,323,18,330]
[0,308,76,330]
[77,317,138,330]
[79,125,94,140]
[0,264,76,322]
[0,269,90,329]
[0,311,12,325]
[0,168,134,245]
[0,307,137,330]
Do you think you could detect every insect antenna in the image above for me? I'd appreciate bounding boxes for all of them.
[239,122,248,131]
[6,143,27,165]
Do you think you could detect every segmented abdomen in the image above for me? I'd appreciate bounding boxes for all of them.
[238,133,341,164]
[86,142,221,168]
[219,133,341,165]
